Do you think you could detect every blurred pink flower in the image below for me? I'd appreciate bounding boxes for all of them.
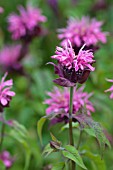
[49,40,95,87]
[0,150,14,168]
[0,45,22,69]
[0,72,15,110]
[44,86,95,124]
[58,16,107,48]
[8,6,47,40]
[105,79,113,99]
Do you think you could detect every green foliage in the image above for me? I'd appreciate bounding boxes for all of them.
[83,151,106,170]
[42,143,53,157]
[75,114,111,157]
[60,122,79,132]
[0,160,5,170]
[84,128,96,137]
[52,162,65,170]
[62,145,87,169]
[9,121,31,170]
[37,117,46,144]
[0,0,113,169]
[90,122,111,156]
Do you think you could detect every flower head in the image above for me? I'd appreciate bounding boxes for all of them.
[105,78,113,99]
[49,40,95,87]
[58,16,107,51]
[8,6,47,41]
[0,150,14,168]
[0,45,22,71]
[0,73,15,111]
[44,86,95,124]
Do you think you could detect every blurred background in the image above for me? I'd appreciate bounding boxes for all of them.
[0,0,113,169]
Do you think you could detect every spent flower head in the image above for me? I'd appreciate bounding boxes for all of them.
[44,86,95,124]
[8,5,47,41]
[58,16,107,52]
[49,40,95,87]
[0,72,15,111]
[105,78,113,99]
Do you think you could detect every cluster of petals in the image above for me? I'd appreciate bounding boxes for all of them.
[0,72,15,107]
[105,79,113,99]
[51,40,95,72]
[44,86,95,122]
[58,16,107,47]
[0,150,14,168]
[0,44,22,67]
[8,6,47,40]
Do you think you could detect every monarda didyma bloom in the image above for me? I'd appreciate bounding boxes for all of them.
[49,40,95,87]
[105,79,113,99]
[0,45,23,72]
[0,73,15,112]
[0,150,14,168]
[58,16,107,53]
[44,86,95,124]
[8,6,47,42]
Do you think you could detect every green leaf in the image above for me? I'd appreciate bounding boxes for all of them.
[90,122,111,156]
[9,121,31,170]
[50,133,58,142]
[0,160,5,170]
[83,150,106,170]
[13,121,29,138]
[62,145,87,170]
[45,112,59,120]
[52,162,65,170]
[75,114,111,156]
[84,128,96,137]
[42,143,53,157]
[37,117,46,144]
[60,122,79,132]
[37,113,62,144]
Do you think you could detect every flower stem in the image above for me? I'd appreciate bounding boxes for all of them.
[77,130,83,150]
[69,86,75,170]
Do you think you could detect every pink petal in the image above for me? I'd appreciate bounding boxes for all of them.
[106,78,113,83]
[1,98,8,105]
[6,91,15,96]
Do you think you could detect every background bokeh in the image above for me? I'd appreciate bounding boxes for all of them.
[0,0,113,169]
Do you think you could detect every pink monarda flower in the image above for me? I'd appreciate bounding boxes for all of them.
[8,6,47,41]
[49,40,95,87]
[0,72,15,111]
[44,86,95,124]
[58,16,107,52]
[0,45,22,72]
[105,79,113,99]
[0,150,14,168]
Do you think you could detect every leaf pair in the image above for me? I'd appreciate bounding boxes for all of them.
[62,145,87,169]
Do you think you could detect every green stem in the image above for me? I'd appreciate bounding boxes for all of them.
[69,87,75,170]
[77,130,83,150]
[0,113,5,151]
